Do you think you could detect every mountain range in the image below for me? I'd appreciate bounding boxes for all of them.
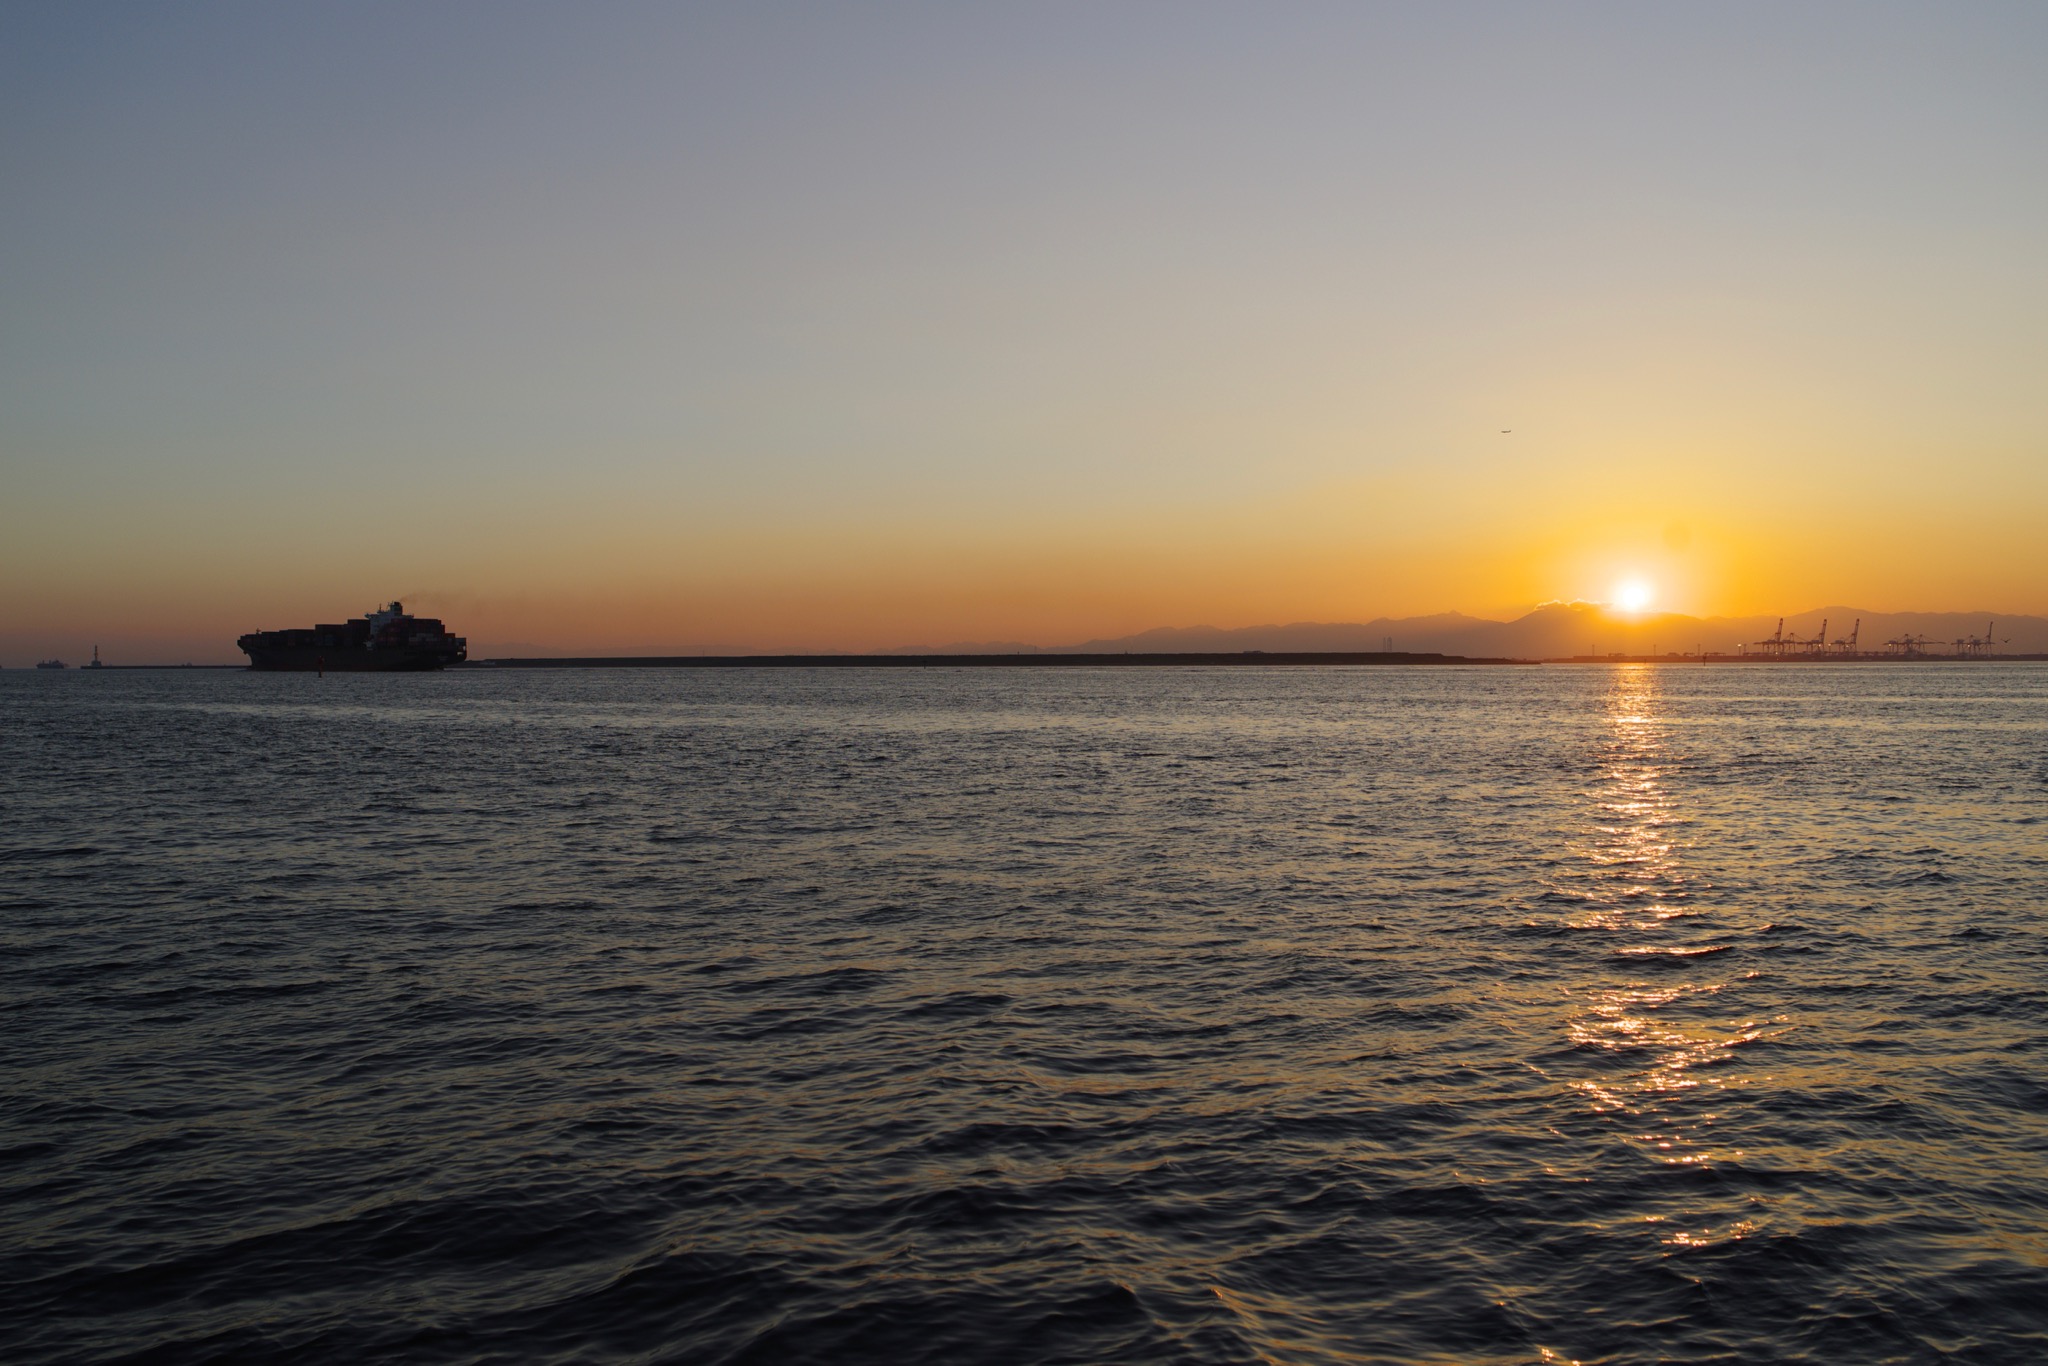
[888,604,2048,659]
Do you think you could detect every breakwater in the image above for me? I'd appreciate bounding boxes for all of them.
[467,651,1532,668]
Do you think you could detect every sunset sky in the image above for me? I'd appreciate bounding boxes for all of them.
[4,3,2045,660]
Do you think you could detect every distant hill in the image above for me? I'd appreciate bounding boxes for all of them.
[891,605,2048,659]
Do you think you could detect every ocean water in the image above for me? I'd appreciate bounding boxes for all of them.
[4,663,2046,1365]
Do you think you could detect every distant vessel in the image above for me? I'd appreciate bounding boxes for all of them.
[36,659,67,670]
[238,602,467,672]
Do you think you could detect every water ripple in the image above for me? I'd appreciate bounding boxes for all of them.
[3,664,2046,1363]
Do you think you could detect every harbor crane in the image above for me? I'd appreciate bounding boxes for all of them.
[1959,622,2005,658]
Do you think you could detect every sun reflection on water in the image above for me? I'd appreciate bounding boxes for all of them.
[1564,665,1689,929]
[1554,667,1783,1177]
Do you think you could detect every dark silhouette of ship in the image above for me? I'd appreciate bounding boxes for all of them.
[238,602,466,672]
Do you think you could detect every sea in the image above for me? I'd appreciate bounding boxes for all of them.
[4,664,2045,1365]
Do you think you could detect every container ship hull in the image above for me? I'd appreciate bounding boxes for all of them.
[240,643,463,672]
[238,602,466,672]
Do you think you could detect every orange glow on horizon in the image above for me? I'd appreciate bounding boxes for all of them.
[3,443,2043,661]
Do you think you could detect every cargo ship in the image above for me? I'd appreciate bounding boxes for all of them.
[238,602,466,672]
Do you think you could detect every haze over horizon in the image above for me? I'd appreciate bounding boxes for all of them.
[5,3,2045,662]
[12,597,2047,668]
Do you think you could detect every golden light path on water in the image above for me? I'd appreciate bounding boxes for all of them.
[1557,666,1787,1250]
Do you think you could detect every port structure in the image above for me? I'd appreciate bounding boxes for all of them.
[1743,617,1839,658]
[1884,633,1937,658]
[1884,619,2003,658]
[1735,615,2006,661]
[1743,618,1788,657]
[1954,622,2005,658]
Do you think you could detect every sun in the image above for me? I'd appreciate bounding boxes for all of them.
[1613,579,1654,613]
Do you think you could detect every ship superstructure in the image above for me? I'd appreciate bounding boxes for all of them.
[238,602,466,672]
